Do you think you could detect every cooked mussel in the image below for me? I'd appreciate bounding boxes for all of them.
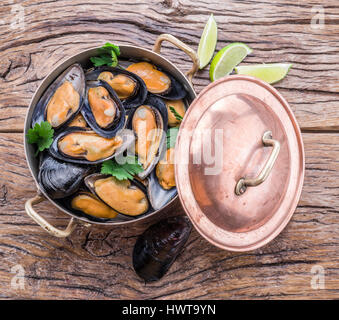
[155,148,176,190]
[133,216,192,282]
[164,99,186,127]
[147,148,177,210]
[81,80,126,138]
[126,61,187,100]
[127,95,168,179]
[84,174,150,217]
[69,191,118,220]
[32,64,85,130]
[86,66,147,109]
[38,153,92,199]
[49,127,135,164]
[67,113,88,128]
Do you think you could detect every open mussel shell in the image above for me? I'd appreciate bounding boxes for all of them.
[126,61,187,100]
[147,170,177,211]
[62,190,120,223]
[127,95,168,179]
[160,72,187,100]
[86,66,147,109]
[81,80,126,138]
[164,98,187,127]
[49,127,135,165]
[133,216,192,282]
[32,63,85,130]
[84,174,152,218]
[147,147,177,210]
[38,153,92,199]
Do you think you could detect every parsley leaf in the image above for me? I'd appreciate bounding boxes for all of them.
[90,55,112,67]
[91,42,120,67]
[111,50,118,67]
[169,105,183,122]
[101,156,144,181]
[167,127,179,149]
[101,42,120,56]
[27,121,54,156]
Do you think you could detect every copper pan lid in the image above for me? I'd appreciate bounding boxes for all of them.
[175,75,305,251]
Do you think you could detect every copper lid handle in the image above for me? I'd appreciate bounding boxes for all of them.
[153,34,199,84]
[235,131,280,196]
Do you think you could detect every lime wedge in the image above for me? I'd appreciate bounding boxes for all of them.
[235,63,292,84]
[197,14,218,69]
[209,42,252,81]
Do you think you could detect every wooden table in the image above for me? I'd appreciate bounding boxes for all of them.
[0,0,338,300]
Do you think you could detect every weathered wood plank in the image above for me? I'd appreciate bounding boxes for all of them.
[0,0,338,131]
[0,132,338,299]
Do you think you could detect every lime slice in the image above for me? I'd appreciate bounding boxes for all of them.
[197,14,218,69]
[209,42,252,81]
[235,63,292,84]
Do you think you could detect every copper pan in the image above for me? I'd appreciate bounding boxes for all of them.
[24,34,198,237]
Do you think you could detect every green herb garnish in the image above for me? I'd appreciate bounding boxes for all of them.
[166,127,179,149]
[101,156,143,181]
[27,121,54,156]
[90,42,120,67]
[169,106,183,122]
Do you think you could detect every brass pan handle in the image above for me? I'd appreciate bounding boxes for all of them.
[25,194,77,238]
[153,34,199,84]
[235,131,280,196]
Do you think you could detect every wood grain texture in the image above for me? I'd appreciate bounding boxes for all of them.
[0,0,338,131]
[0,0,338,300]
[0,133,338,299]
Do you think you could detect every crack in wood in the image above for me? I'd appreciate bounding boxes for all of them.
[0,185,8,206]
[0,60,12,80]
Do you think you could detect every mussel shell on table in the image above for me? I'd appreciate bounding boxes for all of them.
[32,63,85,130]
[49,127,135,165]
[133,215,192,282]
[126,61,187,100]
[38,153,93,199]
[126,94,168,180]
[85,66,147,109]
[81,80,126,138]
[84,173,153,218]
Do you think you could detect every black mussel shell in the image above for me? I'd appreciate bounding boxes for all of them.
[85,66,147,109]
[81,80,126,138]
[49,127,135,165]
[157,71,187,100]
[126,94,168,128]
[38,153,92,199]
[133,215,192,282]
[84,173,153,219]
[32,63,85,130]
[147,169,177,211]
[145,94,169,127]
[126,94,168,179]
